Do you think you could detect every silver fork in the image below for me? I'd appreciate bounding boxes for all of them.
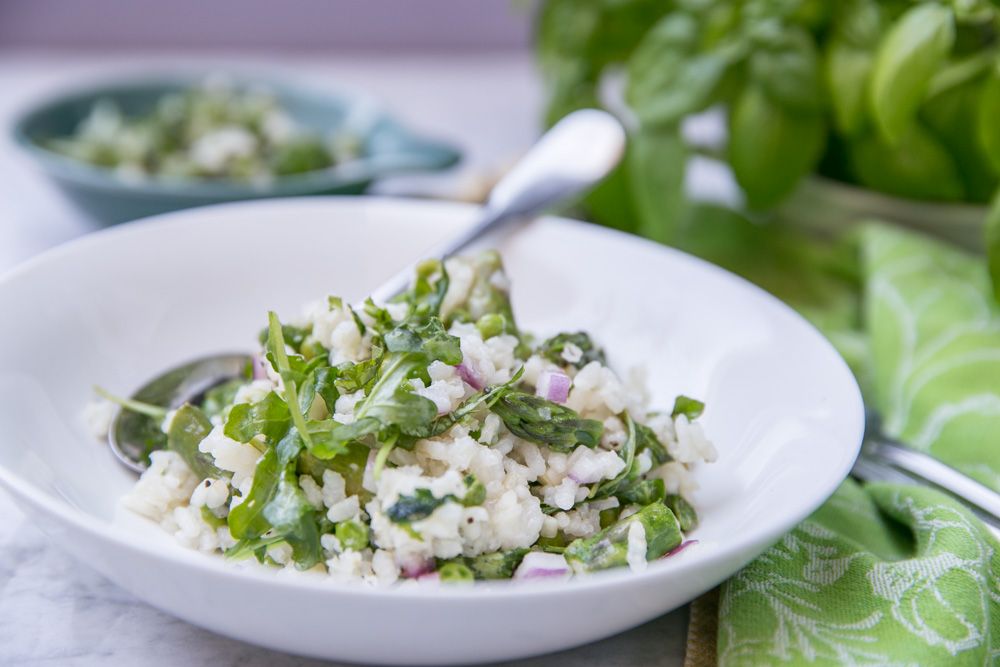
[851,414,1000,540]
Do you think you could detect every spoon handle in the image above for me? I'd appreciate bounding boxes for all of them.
[368,109,624,305]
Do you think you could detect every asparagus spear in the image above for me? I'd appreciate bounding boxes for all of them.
[564,503,681,573]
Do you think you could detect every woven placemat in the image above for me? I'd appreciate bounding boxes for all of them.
[683,587,719,667]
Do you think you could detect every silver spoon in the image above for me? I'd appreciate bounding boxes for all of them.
[107,109,627,472]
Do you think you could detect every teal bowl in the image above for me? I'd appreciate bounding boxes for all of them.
[12,74,461,224]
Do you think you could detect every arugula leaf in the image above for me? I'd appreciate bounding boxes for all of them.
[265,312,316,452]
[226,442,322,569]
[491,391,603,453]
[224,535,284,564]
[257,322,311,355]
[671,396,705,421]
[312,366,340,415]
[538,332,607,369]
[386,488,449,523]
[308,418,379,460]
[394,259,450,327]
[166,404,226,481]
[362,298,397,336]
[262,467,322,569]
[223,391,291,444]
[228,446,282,540]
[408,368,525,441]
[296,441,371,499]
[200,377,247,422]
[335,347,384,395]
[384,317,462,365]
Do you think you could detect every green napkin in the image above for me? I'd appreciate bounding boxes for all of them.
[864,225,1000,491]
[716,224,1000,665]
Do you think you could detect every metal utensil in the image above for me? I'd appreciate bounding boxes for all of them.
[851,414,1000,539]
[107,109,626,472]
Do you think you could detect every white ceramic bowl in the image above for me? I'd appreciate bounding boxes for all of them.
[0,198,863,665]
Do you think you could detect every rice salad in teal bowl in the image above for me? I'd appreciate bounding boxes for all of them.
[93,251,716,584]
[13,73,460,224]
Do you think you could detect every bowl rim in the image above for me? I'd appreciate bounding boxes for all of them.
[10,70,460,198]
[0,195,865,602]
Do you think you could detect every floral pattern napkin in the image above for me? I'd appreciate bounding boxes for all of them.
[714,224,1000,665]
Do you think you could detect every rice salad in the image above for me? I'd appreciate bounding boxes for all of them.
[108,251,716,585]
[45,75,361,184]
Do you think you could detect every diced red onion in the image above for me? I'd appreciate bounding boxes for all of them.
[417,572,441,583]
[398,554,436,579]
[513,552,570,581]
[536,369,571,404]
[456,360,486,391]
[663,539,698,559]
[251,355,269,380]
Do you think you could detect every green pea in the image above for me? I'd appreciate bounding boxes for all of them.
[439,562,474,583]
[334,520,369,552]
[476,313,506,340]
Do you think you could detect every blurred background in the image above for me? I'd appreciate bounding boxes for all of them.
[0,0,540,267]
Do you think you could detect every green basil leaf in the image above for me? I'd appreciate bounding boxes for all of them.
[978,70,1000,173]
[847,121,965,201]
[825,38,874,136]
[729,85,826,209]
[749,24,823,111]
[627,125,689,245]
[986,190,1000,303]
[921,74,996,203]
[626,14,740,127]
[869,3,955,143]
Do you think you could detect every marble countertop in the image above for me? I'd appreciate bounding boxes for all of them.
[0,50,690,666]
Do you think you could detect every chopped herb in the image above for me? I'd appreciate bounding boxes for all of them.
[671,395,705,421]
[538,332,607,369]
